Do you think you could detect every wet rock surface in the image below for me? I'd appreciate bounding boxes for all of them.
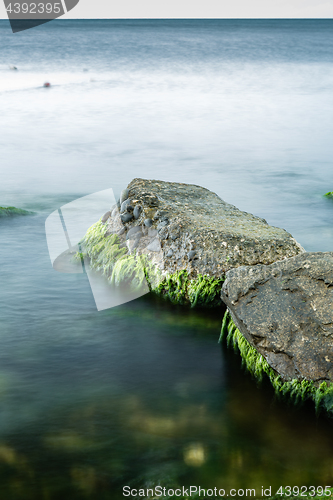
[221,252,333,383]
[104,178,304,280]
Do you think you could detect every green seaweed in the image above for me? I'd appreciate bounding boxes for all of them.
[71,251,86,263]
[155,271,223,308]
[82,221,224,308]
[0,206,33,217]
[82,221,127,274]
[155,270,189,305]
[220,310,333,415]
[188,274,224,308]
[81,221,163,294]
[110,254,148,293]
[142,255,164,291]
[324,191,333,198]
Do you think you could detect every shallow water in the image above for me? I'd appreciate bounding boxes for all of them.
[1,19,333,499]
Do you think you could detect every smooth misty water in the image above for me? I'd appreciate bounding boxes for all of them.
[1,19,333,499]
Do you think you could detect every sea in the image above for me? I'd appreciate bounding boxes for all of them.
[1,19,333,499]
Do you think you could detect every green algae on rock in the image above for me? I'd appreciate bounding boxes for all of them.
[220,252,333,415]
[80,220,223,307]
[78,221,149,295]
[0,206,33,217]
[84,178,304,307]
[155,270,224,308]
[220,310,333,414]
[324,191,333,198]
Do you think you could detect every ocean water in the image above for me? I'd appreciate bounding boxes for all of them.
[1,19,333,499]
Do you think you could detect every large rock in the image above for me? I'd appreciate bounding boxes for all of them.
[221,252,333,383]
[105,178,304,280]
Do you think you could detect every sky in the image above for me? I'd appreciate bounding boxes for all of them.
[0,0,333,19]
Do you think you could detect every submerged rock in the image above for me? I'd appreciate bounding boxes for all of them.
[221,252,333,384]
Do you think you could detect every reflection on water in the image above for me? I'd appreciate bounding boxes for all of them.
[1,342,333,499]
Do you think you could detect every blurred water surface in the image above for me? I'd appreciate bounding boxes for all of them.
[1,19,333,499]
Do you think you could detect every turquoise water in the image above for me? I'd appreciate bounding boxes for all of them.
[1,19,333,499]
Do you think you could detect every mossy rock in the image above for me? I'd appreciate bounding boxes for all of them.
[220,310,333,415]
[0,206,33,217]
[221,252,333,389]
[324,191,333,198]
[123,178,304,279]
[82,177,306,308]
[81,220,224,308]
[155,270,224,308]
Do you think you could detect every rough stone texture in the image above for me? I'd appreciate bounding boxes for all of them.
[221,252,333,383]
[104,178,304,280]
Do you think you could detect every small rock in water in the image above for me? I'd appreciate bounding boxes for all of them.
[111,207,118,218]
[134,205,142,219]
[120,189,129,204]
[166,249,173,257]
[121,213,134,223]
[101,211,111,223]
[144,218,153,228]
[188,250,196,261]
[117,227,126,235]
[121,199,132,213]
